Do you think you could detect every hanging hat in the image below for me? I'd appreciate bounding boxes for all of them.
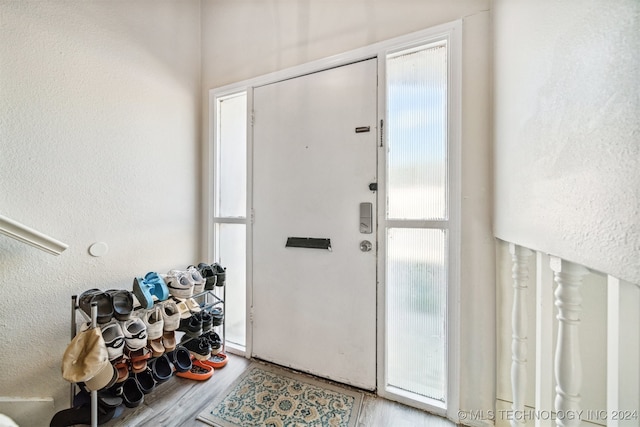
[61,327,117,391]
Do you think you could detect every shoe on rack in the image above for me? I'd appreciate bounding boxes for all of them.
[149,338,165,358]
[144,272,169,302]
[202,331,222,355]
[161,300,180,332]
[113,357,129,383]
[176,359,214,381]
[208,306,224,327]
[186,265,206,294]
[201,352,228,369]
[210,340,222,355]
[120,377,144,408]
[165,270,194,299]
[199,310,213,333]
[212,263,226,287]
[149,354,174,384]
[177,314,202,338]
[126,347,152,374]
[133,367,156,394]
[72,387,123,410]
[162,331,176,353]
[120,317,147,351]
[167,345,192,373]
[198,262,217,290]
[185,298,201,313]
[160,300,180,348]
[132,277,154,309]
[101,321,125,361]
[106,289,134,321]
[160,301,179,353]
[142,305,165,357]
[175,300,192,319]
[181,336,211,361]
[49,402,116,427]
[78,289,113,324]
[142,307,164,341]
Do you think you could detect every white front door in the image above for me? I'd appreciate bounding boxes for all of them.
[252,59,378,390]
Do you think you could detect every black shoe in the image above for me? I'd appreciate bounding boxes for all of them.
[199,310,213,333]
[208,306,224,327]
[177,314,202,337]
[73,387,123,409]
[202,331,222,355]
[198,263,217,290]
[167,345,192,373]
[106,289,134,321]
[78,289,113,324]
[120,377,144,408]
[181,336,211,361]
[213,263,226,287]
[149,354,174,384]
[50,398,116,427]
[133,367,156,394]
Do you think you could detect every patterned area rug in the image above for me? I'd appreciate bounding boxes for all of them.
[197,362,364,427]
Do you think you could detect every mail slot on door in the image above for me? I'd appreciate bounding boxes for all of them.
[360,202,373,234]
[285,237,332,251]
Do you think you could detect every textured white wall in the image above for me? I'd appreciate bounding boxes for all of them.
[493,0,640,283]
[0,0,201,423]
[201,0,494,417]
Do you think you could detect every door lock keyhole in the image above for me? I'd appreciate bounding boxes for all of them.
[360,240,373,252]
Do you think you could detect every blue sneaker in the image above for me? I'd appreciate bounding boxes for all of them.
[144,272,169,302]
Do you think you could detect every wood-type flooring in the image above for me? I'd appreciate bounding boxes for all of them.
[102,354,456,427]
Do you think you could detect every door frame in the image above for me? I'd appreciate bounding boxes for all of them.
[205,19,462,421]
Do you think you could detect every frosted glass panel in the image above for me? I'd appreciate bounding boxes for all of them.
[215,223,246,347]
[217,93,247,218]
[387,44,447,220]
[386,228,447,401]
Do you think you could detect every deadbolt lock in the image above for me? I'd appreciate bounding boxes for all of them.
[360,240,373,252]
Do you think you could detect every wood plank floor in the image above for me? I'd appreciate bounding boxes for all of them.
[102,354,456,427]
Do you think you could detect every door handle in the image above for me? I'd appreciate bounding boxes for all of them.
[360,202,372,234]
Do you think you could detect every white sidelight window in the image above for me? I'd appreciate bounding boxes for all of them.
[382,38,457,410]
[213,91,248,350]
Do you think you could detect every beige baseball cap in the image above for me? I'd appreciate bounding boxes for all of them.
[61,327,117,391]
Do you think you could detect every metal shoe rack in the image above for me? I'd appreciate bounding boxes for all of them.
[68,284,225,427]
[69,298,99,427]
[179,287,226,352]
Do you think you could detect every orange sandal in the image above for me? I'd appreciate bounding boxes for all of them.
[200,353,228,369]
[127,347,151,373]
[113,357,129,383]
[175,359,214,381]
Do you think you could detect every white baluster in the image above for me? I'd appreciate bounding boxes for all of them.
[550,257,589,427]
[536,251,554,427]
[510,244,533,427]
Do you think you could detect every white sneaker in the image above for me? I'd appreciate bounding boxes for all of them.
[165,270,193,299]
[161,300,180,332]
[187,265,206,294]
[102,321,125,361]
[142,307,164,340]
[120,317,148,351]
